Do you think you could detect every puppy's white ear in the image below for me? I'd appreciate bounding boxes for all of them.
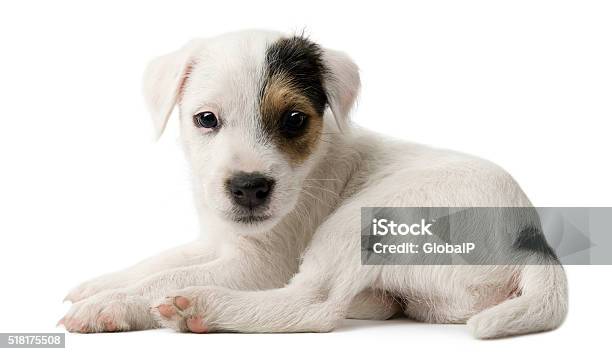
[322,49,360,132]
[142,40,201,139]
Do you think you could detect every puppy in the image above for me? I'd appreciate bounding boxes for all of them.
[61,30,567,338]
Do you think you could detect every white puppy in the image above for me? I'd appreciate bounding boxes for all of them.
[61,30,567,339]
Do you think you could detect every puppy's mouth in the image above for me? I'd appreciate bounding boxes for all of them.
[228,211,272,224]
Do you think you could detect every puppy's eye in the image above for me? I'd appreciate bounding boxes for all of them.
[193,111,218,129]
[280,111,308,137]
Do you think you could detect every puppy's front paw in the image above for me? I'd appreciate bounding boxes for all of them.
[151,287,216,333]
[64,275,124,303]
[60,290,156,333]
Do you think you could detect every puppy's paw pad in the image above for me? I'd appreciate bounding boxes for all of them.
[96,304,131,332]
[175,296,191,310]
[156,304,176,319]
[103,321,118,332]
[186,317,208,333]
[151,292,208,333]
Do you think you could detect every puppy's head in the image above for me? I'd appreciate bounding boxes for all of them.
[143,30,359,234]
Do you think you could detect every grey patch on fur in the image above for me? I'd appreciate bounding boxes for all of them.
[514,226,558,260]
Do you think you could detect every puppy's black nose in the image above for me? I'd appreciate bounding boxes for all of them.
[227,173,274,209]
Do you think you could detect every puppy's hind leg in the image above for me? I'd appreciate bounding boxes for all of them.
[467,261,568,339]
[347,288,401,320]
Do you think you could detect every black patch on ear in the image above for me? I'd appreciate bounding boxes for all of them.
[264,35,328,115]
[514,226,558,260]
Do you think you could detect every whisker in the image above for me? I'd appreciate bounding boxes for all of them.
[304,178,340,181]
[287,187,333,208]
[303,183,340,197]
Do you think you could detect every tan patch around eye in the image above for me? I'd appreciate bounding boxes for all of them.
[260,72,323,165]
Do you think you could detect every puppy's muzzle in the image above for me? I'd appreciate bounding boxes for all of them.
[226,172,275,209]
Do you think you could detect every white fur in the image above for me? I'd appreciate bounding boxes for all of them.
[62,30,567,338]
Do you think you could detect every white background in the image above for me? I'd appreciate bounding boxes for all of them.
[1,0,611,353]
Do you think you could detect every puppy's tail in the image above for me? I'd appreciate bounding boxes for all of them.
[467,261,568,339]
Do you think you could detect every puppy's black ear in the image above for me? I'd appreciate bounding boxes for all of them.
[322,49,360,132]
[142,40,201,139]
